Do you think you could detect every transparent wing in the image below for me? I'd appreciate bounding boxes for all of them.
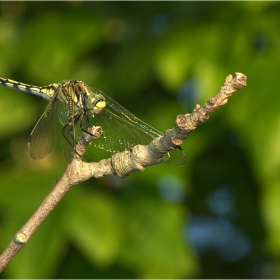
[28,99,57,160]
[90,108,157,153]
[103,92,164,138]
[90,92,186,166]
[28,96,80,162]
[56,100,81,162]
[164,147,186,166]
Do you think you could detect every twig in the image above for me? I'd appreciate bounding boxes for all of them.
[0,72,247,272]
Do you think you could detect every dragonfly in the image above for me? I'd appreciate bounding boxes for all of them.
[0,77,185,166]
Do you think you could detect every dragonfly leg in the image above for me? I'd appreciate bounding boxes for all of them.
[62,113,82,158]
[79,113,96,137]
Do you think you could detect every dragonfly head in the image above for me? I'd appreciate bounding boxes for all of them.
[87,92,106,115]
[75,81,106,115]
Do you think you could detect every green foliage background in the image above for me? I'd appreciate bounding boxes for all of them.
[0,1,278,278]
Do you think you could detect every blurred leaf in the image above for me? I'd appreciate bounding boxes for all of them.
[118,192,197,278]
[0,89,36,138]
[63,189,121,268]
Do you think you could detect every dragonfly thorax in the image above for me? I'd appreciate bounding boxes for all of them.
[70,81,106,115]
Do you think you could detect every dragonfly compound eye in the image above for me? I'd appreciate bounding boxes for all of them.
[93,100,106,114]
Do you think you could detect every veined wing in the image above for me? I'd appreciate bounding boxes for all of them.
[90,91,186,166]
[28,82,76,161]
[56,100,80,162]
[28,98,58,160]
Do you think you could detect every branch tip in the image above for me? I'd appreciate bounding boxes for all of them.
[234,72,247,89]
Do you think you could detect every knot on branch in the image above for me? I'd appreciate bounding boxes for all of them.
[14,233,28,244]
[111,150,145,178]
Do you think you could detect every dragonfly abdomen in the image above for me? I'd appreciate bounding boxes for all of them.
[0,77,57,101]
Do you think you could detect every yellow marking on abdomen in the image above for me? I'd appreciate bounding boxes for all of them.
[7,79,19,84]
[29,87,41,93]
[4,82,15,87]
[17,85,27,90]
